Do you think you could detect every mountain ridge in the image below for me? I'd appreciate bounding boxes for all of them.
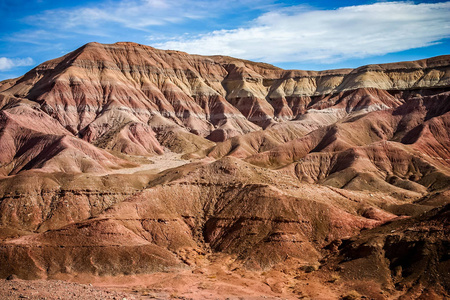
[1,42,449,149]
[0,42,449,299]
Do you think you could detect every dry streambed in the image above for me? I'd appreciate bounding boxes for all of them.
[103,152,195,176]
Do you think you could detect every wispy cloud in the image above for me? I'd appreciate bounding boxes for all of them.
[154,2,450,64]
[0,57,34,71]
[7,30,68,45]
[26,0,228,34]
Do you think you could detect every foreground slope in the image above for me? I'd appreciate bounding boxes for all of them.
[0,157,400,277]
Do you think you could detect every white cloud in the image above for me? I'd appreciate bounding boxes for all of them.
[0,57,34,71]
[28,0,224,33]
[155,2,450,64]
[26,0,279,37]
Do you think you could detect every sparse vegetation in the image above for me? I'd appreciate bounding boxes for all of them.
[342,290,361,300]
[329,273,340,283]
[300,265,319,273]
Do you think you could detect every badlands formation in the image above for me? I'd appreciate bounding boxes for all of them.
[0,42,449,299]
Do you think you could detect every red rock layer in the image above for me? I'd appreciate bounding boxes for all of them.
[0,45,448,298]
[0,43,448,162]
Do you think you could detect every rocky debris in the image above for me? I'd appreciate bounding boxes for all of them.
[0,279,137,300]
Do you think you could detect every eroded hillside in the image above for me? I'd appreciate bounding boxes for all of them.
[0,42,449,299]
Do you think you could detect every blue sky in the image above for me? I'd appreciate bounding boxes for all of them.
[1,0,449,80]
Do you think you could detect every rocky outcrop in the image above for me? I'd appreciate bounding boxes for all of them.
[325,204,450,298]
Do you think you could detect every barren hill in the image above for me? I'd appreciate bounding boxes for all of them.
[0,42,449,299]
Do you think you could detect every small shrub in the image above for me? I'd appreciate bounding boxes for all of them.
[300,264,319,273]
[329,274,340,283]
[342,290,361,300]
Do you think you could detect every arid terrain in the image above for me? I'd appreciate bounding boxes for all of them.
[0,42,448,299]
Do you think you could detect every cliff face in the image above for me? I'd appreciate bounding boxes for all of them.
[0,42,449,298]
